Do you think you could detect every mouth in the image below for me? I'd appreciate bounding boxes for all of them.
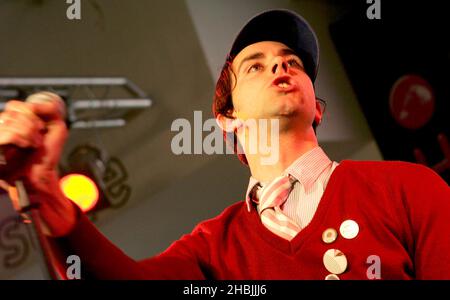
[271,76,296,92]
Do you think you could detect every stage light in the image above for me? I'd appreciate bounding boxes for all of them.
[60,174,99,212]
[59,144,131,217]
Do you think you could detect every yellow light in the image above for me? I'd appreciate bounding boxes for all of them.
[60,174,99,212]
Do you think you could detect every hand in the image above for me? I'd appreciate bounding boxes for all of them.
[0,100,45,182]
[0,99,66,185]
[0,98,77,236]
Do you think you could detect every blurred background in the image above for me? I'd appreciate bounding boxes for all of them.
[0,0,448,279]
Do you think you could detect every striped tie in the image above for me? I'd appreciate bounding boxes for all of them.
[258,174,301,241]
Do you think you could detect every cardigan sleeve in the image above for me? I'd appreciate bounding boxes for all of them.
[137,226,210,279]
[401,164,450,279]
[55,211,207,279]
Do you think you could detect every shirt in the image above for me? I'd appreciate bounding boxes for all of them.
[245,146,339,229]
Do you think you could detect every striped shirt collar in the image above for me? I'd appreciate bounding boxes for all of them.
[245,146,332,212]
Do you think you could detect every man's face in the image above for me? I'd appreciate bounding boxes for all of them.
[230,41,318,131]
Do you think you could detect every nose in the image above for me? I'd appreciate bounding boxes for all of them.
[271,57,288,74]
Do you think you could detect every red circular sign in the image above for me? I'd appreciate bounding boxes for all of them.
[389,74,435,129]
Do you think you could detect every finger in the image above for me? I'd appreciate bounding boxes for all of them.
[5,100,34,115]
[0,110,44,147]
[1,109,45,133]
[39,119,67,168]
[0,126,40,148]
[0,129,36,148]
[4,101,46,128]
[0,113,44,146]
[27,100,65,122]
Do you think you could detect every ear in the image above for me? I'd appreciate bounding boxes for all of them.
[314,99,323,126]
[216,111,243,132]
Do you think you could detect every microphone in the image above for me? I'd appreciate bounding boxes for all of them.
[25,91,66,120]
[0,91,66,180]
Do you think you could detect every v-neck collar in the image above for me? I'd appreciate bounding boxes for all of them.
[246,160,346,253]
[244,147,332,212]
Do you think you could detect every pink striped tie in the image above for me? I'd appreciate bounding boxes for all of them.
[258,174,301,241]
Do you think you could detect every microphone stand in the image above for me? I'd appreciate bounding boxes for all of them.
[1,91,70,280]
[13,180,67,280]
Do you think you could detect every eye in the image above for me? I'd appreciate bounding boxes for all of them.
[287,58,303,69]
[247,63,264,73]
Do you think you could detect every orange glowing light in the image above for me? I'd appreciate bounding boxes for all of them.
[60,174,99,212]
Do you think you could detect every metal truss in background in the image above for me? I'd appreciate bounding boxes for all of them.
[0,77,152,129]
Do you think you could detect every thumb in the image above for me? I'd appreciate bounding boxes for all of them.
[26,92,66,122]
[26,120,67,192]
[41,119,68,169]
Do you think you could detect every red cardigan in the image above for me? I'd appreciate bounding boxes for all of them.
[60,160,450,279]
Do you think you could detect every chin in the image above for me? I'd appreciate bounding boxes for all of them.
[262,97,302,118]
[276,104,299,117]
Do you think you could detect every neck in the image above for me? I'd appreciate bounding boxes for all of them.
[241,126,319,182]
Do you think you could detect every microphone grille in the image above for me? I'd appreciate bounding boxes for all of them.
[25,91,66,119]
